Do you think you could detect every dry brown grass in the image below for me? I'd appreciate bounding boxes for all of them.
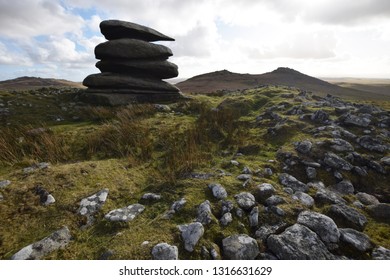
[195,105,246,147]
[157,127,209,183]
[0,126,72,166]
[85,105,155,160]
[156,103,246,182]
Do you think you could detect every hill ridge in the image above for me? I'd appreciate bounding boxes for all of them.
[176,67,388,100]
[0,76,84,90]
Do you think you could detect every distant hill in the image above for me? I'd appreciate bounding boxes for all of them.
[0,76,85,91]
[176,67,389,101]
[323,77,390,98]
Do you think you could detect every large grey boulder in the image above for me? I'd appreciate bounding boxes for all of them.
[11,227,71,260]
[372,246,390,260]
[329,180,354,195]
[381,156,390,165]
[96,59,178,79]
[339,228,373,253]
[292,191,314,208]
[100,20,175,41]
[105,203,145,222]
[368,160,386,174]
[329,138,354,152]
[255,223,287,242]
[222,234,259,260]
[264,195,286,207]
[267,224,334,259]
[295,140,312,154]
[324,152,353,171]
[315,189,347,206]
[341,113,371,127]
[152,243,178,260]
[95,38,173,60]
[366,203,390,222]
[220,200,234,215]
[306,166,317,180]
[357,104,381,114]
[78,189,109,224]
[279,173,308,192]
[356,192,379,205]
[267,205,286,216]
[236,174,252,181]
[196,200,213,225]
[234,192,256,210]
[208,183,227,200]
[353,166,368,177]
[311,110,329,123]
[83,73,179,92]
[253,183,275,203]
[81,91,182,105]
[357,135,388,153]
[327,204,367,231]
[220,212,233,226]
[297,211,340,250]
[178,222,204,252]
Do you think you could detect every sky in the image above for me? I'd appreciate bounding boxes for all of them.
[0,0,389,82]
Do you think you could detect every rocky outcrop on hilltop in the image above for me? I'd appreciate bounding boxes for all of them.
[82,20,181,105]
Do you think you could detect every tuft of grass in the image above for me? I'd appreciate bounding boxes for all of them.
[85,105,155,161]
[0,125,72,166]
[194,104,247,148]
[157,127,210,183]
[80,106,116,122]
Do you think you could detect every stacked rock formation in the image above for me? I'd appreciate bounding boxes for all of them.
[83,20,181,105]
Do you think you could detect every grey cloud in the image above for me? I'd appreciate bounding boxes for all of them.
[302,0,390,25]
[170,24,217,57]
[215,0,390,26]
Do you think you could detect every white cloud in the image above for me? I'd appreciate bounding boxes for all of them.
[0,0,85,39]
[86,15,104,33]
[244,30,337,59]
[169,22,219,57]
[0,41,32,65]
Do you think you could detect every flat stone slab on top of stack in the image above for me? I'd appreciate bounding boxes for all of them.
[83,20,181,105]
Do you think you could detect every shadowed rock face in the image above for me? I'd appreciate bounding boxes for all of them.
[267,224,335,260]
[222,234,259,260]
[82,20,181,105]
[100,20,175,41]
[95,39,173,60]
[96,59,178,79]
[84,73,179,92]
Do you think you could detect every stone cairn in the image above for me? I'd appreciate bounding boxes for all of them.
[83,20,181,105]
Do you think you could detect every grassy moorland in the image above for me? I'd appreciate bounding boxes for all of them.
[0,85,389,259]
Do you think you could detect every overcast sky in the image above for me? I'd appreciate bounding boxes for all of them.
[0,0,389,81]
